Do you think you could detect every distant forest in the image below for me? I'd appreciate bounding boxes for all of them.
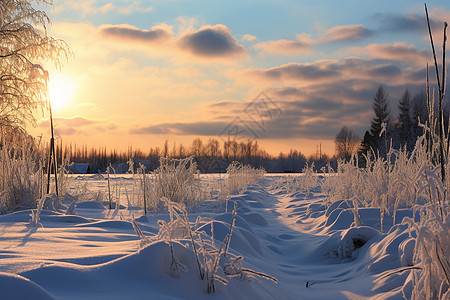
[53,138,330,174]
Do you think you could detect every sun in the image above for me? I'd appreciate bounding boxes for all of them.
[48,73,75,111]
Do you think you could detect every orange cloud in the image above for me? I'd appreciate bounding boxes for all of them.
[53,0,152,16]
[99,24,172,43]
[349,42,429,66]
[319,24,372,43]
[235,57,426,86]
[253,24,371,55]
[254,34,312,55]
[237,60,342,84]
[38,116,117,137]
[242,34,257,42]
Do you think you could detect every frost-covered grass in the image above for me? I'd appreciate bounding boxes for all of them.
[318,131,449,299]
[63,159,266,216]
[151,157,206,209]
[0,138,45,212]
[225,162,265,195]
[320,136,432,213]
[272,163,321,196]
[404,204,450,299]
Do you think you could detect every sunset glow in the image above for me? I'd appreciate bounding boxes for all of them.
[48,73,75,112]
[30,0,450,156]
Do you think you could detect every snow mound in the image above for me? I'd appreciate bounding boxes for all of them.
[20,241,274,299]
[241,212,268,226]
[0,272,54,300]
[321,226,379,260]
[76,201,106,209]
[75,220,134,230]
[197,221,262,255]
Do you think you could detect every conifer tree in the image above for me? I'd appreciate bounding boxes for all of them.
[398,89,412,148]
[361,86,391,154]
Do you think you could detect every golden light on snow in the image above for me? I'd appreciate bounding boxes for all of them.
[49,73,75,111]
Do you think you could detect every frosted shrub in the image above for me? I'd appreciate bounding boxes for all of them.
[126,158,137,207]
[404,206,449,299]
[68,178,103,203]
[65,200,77,215]
[131,215,151,248]
[153,198,276,293]
[320,124,449,297]
[225,162,265,195]
[272,163,319,196]
[57,157,73,196]
[151,157,206,209]
[270,176,297,194]
[0,138,44,211]
[105,164,123,210]
[29,196,45,227]
[321,137,430,213]
[299,162,319,195]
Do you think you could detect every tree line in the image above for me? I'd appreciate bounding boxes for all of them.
[51,138,334,173]
[335,86,434,162]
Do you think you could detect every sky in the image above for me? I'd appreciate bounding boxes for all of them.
[31,0,450,156]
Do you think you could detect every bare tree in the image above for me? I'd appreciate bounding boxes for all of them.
[191,138,204,157]
[0,0,70,132]
[335,126,360,161]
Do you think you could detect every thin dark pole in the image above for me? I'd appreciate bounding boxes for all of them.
[49,100,59,196]
[42,70,58,196]
[46,140,52,194]
[425,3,446,183]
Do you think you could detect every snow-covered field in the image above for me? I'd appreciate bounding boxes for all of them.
[0,173,428,300]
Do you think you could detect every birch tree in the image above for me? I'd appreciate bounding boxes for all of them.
[0,0,70,132]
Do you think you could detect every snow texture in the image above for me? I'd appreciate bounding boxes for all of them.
[0,174,437,299]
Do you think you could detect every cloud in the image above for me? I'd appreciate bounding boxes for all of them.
[374,13,428,33]
[53,0,152,16]
[93,22,247,62]
[238,61,342,83]
[235,56,427,86]
[53,0,114,16]
[254,34,312,55]
[253,24,370,55]
[117,2,153,14]
[128,79,373,141]
[99,24,172,43]
[319,24,372,43]
[242,34,257,42]
[128,59,429,143]
[129,98,362,141]
[373,8,450,36]
[349,42,429,66]
[38,116,117,136]
[366,64,402,78]
[131,121,231,136]
[200,80,219,88]
[178,25,247,59]
[39,116,99,128]
[199,100,244,116]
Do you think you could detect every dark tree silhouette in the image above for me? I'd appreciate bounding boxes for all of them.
[398,89,412,149]
[361,86,391,154]
[335,126,360,161]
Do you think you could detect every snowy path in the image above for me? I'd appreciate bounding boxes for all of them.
[228,179,379,299]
